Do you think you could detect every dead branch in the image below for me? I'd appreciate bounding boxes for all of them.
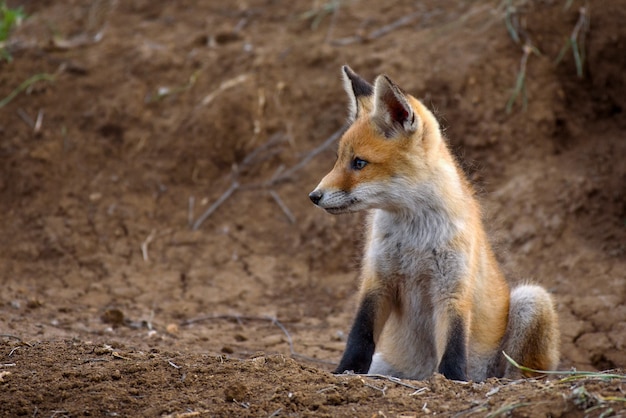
[269,190,296,224]
[16,108,35,129]
[191,181,239,231]
[337,372,428,391]
[265,126,343,187]
[240,132,285,168]
[141,229,156,261]
[369,10,422,39]
[331,11,422,46]
[180,313,337,366]
[363,381,388,396]
[267,316,296,355]
[190,127,343,230]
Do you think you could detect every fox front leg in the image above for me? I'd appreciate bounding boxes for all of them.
[437,313,468,381]
[335,292,389,374]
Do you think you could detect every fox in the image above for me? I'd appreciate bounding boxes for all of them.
[308,66,560,382]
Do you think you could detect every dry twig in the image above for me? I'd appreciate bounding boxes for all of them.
[201,74,248,107]
[190,127,343,230]
[0,334,23,342]
[191,181,239,231]
[269,190,296,224]
[34,108,44,133]
[16,108,35,129]
[141,229,156,262]
[267,127,343,187]
[331,11,422,46]
[267,408,282,418]
[181,313,335,366]
[187,196,195,228]
[363,381,388,396]
[337,372,428,391]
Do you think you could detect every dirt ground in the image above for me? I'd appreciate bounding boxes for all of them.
[1,0,625,416]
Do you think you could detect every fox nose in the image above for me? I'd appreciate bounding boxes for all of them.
[309,190,323,205]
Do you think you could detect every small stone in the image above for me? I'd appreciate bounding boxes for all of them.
[101,309,125,327]
[224,383,247,402]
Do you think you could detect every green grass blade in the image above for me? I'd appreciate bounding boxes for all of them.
[503,352,626,381]
[505,64,526,113]
[486,402,531,418]
[503,0,520,44]
[571,37,583,77]
[0,73,56,108]
[555,39,571,64]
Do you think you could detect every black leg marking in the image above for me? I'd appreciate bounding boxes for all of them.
[438,314,467,381]
[334,294,378,374]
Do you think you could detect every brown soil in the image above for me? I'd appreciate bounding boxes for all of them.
[1,0,625,416]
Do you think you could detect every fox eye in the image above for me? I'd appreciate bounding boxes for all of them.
[352,157,368,170]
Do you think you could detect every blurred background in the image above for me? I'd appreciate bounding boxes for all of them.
[0,0,624,382]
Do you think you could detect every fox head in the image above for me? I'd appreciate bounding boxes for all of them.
[309,66,446,214]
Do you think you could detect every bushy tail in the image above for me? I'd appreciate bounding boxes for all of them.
[500,284,560,378]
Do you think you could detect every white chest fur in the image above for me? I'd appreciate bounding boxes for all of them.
[366,208,466,296]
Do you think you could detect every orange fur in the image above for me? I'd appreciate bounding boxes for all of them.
[310,66,559,381]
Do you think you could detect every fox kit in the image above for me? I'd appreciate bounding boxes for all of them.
[309,66,559,381]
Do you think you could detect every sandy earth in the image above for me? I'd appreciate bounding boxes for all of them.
[1,0,625,416]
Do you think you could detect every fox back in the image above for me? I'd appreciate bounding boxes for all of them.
[310,66,559,381]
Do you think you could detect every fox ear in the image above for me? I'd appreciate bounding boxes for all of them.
[342,65,373,122]
[372,75,419,138]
